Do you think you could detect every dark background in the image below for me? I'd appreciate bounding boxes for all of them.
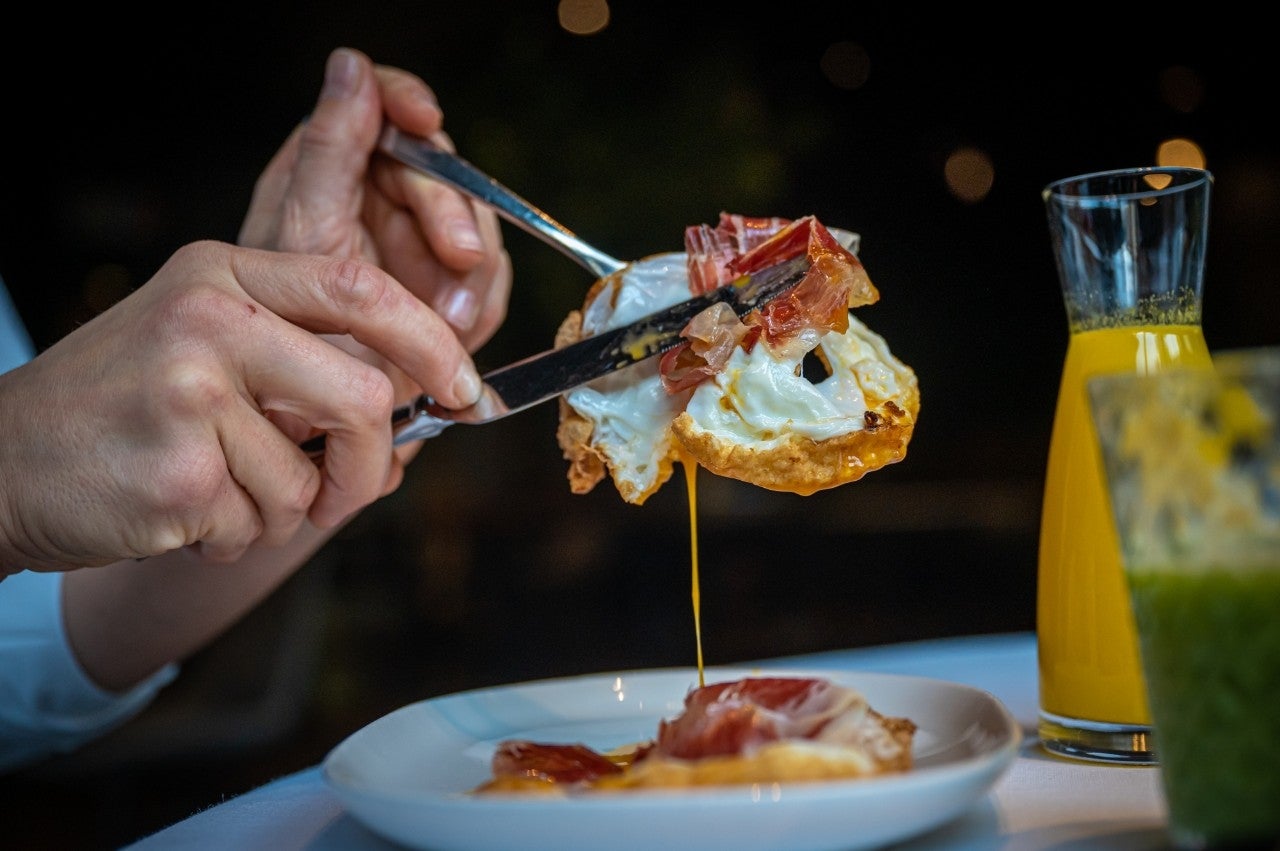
[3,6,1278,848]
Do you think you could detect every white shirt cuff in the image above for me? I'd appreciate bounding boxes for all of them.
[0,570,178,773]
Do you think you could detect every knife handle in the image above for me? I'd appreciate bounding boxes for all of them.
[299,401,453,463]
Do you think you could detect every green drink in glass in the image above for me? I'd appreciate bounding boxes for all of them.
[1128,567,1280,847]
[1090,348,1280,850]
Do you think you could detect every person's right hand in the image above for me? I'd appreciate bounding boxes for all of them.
[0,240,482,575]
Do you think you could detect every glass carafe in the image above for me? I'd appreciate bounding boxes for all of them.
[1037,166,1213,763]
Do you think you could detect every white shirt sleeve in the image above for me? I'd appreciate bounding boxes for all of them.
[0,571,178,773]
[0,275,179,773]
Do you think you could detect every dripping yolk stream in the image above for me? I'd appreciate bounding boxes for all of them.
[682,457,705,688]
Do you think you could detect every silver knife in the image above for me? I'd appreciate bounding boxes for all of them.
[302,253,811,459]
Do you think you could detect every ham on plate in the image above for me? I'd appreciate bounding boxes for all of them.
[474,676,916,794]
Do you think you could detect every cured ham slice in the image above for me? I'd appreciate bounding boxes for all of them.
[476,741,625,792]
[474,676,916,794]
[653,677,883,758]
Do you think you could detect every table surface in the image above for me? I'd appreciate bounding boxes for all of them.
[124,631,1171,850]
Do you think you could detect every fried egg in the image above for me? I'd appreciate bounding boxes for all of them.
[556,224,918,504]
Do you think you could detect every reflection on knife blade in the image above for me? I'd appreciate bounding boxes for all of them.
[301,254,811,460]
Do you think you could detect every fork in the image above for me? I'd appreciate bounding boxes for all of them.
[377,126,626,279]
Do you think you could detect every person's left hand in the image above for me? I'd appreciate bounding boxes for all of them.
[238,47,511,383]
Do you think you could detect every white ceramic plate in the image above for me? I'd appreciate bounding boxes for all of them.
[323,666,1021,851]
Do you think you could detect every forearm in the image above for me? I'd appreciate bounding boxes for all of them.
[61,522,338,693]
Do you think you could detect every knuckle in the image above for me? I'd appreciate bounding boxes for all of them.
[275,463,322,520]
[154,359,239,420]
[145,277,244,346]
[323,259,396,317]
[346,365,396,428]
[168,239,227,268]
[149,450,227,521]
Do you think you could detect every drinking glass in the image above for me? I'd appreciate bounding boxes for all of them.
[1089,349,1280,849]
[1037,167,1212,763]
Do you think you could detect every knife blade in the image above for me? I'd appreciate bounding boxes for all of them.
[302,253,810,459]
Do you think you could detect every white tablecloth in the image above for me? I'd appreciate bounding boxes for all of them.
[125,632,1169,850]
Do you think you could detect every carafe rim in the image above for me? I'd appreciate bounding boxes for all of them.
[1043,166,1212,204]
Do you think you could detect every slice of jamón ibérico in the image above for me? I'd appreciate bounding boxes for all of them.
[476,675,914,794]
[659,214,879,393]
[487,740,624,787]
[645,676,866,761]
[685,213,794,294]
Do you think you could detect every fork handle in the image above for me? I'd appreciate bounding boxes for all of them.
[377,126,626,279]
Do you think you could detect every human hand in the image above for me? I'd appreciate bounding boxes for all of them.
[238,47,511,357]
[0,241,482,574]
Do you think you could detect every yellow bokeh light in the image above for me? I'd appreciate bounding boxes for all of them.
[558,0,609,35]
[943,147,995,204]
[1156,138,1206,170]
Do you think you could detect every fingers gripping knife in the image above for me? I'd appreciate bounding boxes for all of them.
[301,254,811,460]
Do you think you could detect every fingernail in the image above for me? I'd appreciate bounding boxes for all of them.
[439,287,480,331]
[322,48,359,101]
[453,367,482,406]
[447,220,484,253]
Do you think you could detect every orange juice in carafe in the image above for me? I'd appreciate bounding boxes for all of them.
[1038,166,1212,763]
[1038,324,1210,728]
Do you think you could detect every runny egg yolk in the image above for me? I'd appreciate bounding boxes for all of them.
[682,456,705,688]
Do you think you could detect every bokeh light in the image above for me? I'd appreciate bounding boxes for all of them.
[943,147,995,204]
[1156,137,1206,169]
[558,0,610,35]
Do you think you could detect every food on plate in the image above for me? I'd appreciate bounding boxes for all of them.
[556,213,919,504]
[474,675,915,794]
